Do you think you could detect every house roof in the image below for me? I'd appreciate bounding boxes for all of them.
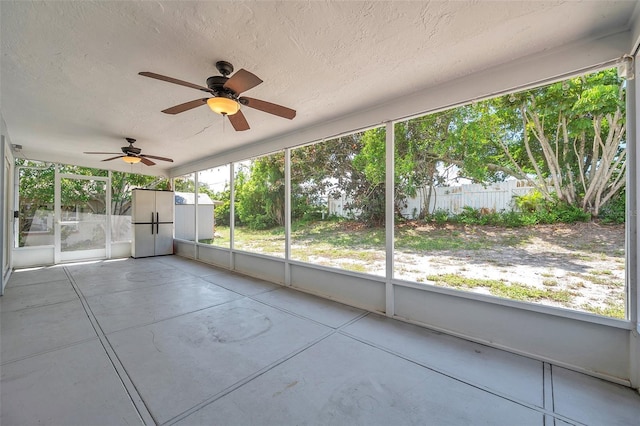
[1,1,639,176]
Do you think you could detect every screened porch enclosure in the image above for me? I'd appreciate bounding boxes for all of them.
[1,3,639,414]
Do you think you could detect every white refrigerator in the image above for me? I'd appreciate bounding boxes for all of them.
[131,189,174,258]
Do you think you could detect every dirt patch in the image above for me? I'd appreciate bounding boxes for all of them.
[394,222,626,317]
[250,221,626,318]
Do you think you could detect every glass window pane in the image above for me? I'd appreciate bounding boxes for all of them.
[18,164,54,247]
[291,128,386,276]
[60,177,106,252]
[393,67,626,319]
[234,153,285,258]
[197,165,231,248]
[174,173,196,241]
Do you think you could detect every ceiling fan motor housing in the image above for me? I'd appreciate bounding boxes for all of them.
[206,75,236,99]
[122,146,141,155]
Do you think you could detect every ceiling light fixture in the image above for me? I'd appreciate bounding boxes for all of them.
[207,97,240,115]
[122,155,141,164]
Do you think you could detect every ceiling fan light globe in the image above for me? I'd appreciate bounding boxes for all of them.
[207,97,240,115]
[123,155,141,164]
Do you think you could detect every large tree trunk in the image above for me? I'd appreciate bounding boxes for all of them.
[520,88,625,216]
[580,109,626,216]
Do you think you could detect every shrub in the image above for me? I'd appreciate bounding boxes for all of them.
[426,196,589,227]
[214,199,232,226]
[599,191,625,224]
[500,211,526,227]
[553,202,591,223]
[247,213,275,230]
[429,209,450,225]
[513,191,590,224]
[514,190,547,213]
[455,206,482,225]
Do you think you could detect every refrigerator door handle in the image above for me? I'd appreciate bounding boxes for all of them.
[151,212,155,234]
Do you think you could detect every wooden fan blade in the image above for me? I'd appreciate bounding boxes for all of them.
[101,156,124,162]
[139,157,156,166]
[239,97,296,119]
[224,69,263,94]
[228,110,250,131]
[141,154,174,162]
[84,152,121,155]
[139,72,213,94]
[161,98,208,115]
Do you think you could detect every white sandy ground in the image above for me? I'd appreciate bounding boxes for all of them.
[292,223,626,317]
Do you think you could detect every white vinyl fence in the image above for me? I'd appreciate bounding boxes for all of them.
[329,180,543,219]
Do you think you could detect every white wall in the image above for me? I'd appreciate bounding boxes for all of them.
[1,112,15,295]
[12,246,54,269]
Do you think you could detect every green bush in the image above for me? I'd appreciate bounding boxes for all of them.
[512,191,590,225]
[553,202,591,223]
[599,191,625,224]
[499,210,525,227]
[425,209,450,225]
[431,196,590,228]
[514,190,547,213]
[455,206,481,225]
[247,213,275,230]
[213,199,232,226]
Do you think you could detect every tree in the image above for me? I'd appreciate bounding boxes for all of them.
[173,174,196,193]
[392,68,626,218]
[515,70,626,215]
[235,153,286,229]
[110,172,168,216]
[292,131,386,226]
[222,68,627,227]
[212,184,232,226]
[351,128,386,224]
[16,164,55,245]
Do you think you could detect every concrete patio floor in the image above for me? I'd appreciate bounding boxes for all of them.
[1,255,639,425]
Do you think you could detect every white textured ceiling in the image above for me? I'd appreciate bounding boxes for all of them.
[1,1,638,175]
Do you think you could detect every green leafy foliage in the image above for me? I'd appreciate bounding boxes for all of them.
[111,172,169,216]
[230,68,625,231]
[514,190,547,213]
[236,154,286,230]
[598,191,625,224]
[512,192,590,224]
[423,200,589,228]
[212,186,232,226]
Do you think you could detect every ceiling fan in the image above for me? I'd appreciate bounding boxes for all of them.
[84,138,173,166]
[139,61,296,131]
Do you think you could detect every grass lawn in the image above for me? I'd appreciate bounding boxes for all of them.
[202,219,625,319]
